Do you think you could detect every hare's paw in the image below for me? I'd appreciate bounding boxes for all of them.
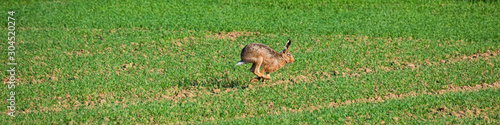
[250,77,261,83]
[262,75,271,80]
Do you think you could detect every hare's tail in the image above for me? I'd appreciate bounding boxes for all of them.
[235,61,246,65]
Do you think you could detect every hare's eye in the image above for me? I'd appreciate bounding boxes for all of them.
[287,54,292,57]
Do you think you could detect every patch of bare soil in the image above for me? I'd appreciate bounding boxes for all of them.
[427,106,497,124]
[206,31,260,41]
[168,31,261,43]
[2,77,11,85]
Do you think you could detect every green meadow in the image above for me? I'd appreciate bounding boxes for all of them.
[1,0,499,124]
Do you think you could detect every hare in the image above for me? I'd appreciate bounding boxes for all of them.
[236,39,295,82]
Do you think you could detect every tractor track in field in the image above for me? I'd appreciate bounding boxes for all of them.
[14,48,500,121]
[335,48,499,78]
[5,30,497,85]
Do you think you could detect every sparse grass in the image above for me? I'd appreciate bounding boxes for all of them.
[0,0,499,124]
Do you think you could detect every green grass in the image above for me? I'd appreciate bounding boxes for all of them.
[0,0,499,124]
[1,0,499,41]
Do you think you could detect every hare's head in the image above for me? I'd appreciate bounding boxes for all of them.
[281,39,295,64]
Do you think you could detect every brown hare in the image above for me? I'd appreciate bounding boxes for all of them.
[236,39,295,82]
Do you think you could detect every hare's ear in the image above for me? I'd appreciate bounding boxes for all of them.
[285,39,291,50]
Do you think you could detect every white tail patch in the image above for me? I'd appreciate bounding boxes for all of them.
[235,61,246,65]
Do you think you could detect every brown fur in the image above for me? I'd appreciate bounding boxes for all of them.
[237,39,295,82]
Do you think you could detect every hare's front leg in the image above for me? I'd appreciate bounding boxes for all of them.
[250,77,261,83]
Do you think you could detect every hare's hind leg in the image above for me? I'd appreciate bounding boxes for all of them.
[250,57,266,78]
[249,63,263,83]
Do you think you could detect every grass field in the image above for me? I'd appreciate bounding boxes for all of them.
[1,0,499,124]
